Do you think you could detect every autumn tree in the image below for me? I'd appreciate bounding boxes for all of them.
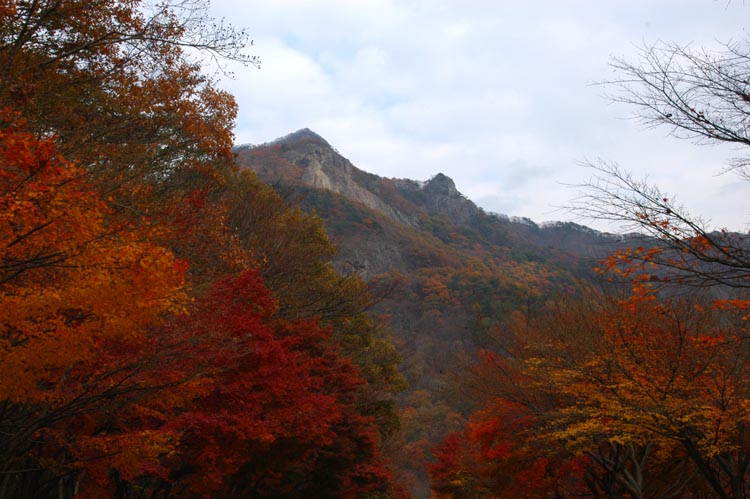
[429,289,735,499]
[224,169,406,436]
[545,276,750,499]
[0,0,256,247]
[0,1,251,494]
[571,34,750,290]
[429,308,600,499]
[119,270,402,499]
[0,150,406,497]
[0,3,411,498]
[0,116,194,498]
[521,288,715,499]
[561,22,750,497]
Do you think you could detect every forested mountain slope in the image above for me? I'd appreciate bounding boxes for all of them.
[234,129,628,497]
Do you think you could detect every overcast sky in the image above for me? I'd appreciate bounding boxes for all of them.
[205,0,749,232]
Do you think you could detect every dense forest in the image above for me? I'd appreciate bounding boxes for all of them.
[2,1,750,499]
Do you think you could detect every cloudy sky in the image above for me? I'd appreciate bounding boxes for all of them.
[205,0,749,231]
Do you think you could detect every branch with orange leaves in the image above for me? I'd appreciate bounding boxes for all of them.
[572,160,750,289]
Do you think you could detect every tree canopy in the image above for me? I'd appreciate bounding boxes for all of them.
[0,2,407,498]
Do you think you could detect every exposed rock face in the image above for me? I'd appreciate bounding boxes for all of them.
[333,232,406,280]
[422,173,458,196]
[273,129,420,228]
[243,129,483,230]
[417,173,480,225]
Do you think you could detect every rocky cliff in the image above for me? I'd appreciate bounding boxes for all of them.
[234,128,620,267]
[236,129,494,230]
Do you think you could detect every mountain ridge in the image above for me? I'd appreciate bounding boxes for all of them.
[233,128,620,244]
[232,127,623,334]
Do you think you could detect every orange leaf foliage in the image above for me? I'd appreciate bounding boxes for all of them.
[0,120,186,396]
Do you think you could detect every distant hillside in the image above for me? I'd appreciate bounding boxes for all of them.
[235,128,623,269]
[233,129,631,498]
[232,127,629,375]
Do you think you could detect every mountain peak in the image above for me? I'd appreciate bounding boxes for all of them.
[273,128,329,146]
[423,173,459,196]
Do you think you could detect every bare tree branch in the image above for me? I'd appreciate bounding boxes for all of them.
[571,160,750,288]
